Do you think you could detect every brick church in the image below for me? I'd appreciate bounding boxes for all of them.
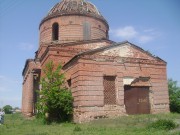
[22,0,169,123]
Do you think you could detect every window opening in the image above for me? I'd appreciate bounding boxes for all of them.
[52,23,59,41]
[103,76,116,105]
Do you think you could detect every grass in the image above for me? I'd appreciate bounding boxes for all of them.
[0,113,180,135]
[148,119,178,130]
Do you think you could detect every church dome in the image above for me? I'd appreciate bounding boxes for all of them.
[39,0,109,44]
[40,0,108,27]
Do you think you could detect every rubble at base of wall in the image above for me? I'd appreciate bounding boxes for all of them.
[73,105,126,123]
[22,112,34,117]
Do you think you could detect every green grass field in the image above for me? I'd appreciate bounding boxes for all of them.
[0,113,180,135]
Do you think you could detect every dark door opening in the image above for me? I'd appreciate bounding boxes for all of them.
[124,85,150,114]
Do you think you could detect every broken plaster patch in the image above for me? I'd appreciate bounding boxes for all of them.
[100,45,133,57]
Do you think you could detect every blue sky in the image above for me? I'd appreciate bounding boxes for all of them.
[0,0,180,108]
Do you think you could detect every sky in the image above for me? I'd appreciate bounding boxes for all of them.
[0,0,180,108]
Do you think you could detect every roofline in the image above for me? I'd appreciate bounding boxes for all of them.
[22,59,34,76]
[76,41,128,55]
[63,40,167,69]
[127,42,167,63]
[62,41,127,69]
[39,39,115,62]
[40,38,115,47]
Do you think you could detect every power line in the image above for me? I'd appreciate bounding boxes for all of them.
[0,0,25,17]
[0,0,19,14]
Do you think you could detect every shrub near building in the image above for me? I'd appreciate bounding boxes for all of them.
[36,61,73,123]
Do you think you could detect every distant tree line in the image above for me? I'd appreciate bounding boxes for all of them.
[0,105,20,114]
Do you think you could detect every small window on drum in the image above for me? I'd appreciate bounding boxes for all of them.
[83,22,91,40]
[52,23,59,41]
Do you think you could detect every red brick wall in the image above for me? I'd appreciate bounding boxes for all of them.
[22,41,169,122]
[22,71,34,116]
[39,15,108,44]
[37,40,112,77]
[22,61,40,116]
[63,57,169,123]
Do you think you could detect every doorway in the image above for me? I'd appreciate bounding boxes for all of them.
[124,85,150,114]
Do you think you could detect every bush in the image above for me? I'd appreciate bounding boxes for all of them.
[148,119,177,130]
[36,61,73,123]
[168,79,180,113]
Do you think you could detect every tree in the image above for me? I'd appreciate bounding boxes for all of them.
[168,79,180,113]
[36,61,73,123]
[3,105,13,114]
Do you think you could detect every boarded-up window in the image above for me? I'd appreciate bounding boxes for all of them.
[83,22,91,40]
[52,23,59,41]
[103,76,116,105]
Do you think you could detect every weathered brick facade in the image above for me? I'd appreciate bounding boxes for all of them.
[22,0,169,123]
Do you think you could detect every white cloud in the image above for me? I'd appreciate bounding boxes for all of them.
[18,42,34,51]
[110,26,159,44]
[111,26,138,39]
[139,35,153,43]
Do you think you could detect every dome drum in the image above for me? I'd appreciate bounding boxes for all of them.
[39,0,109,44]
[39,0,109,29]
[39,15,108,43]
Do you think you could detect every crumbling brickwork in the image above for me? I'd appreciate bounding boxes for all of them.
[62,46,169,122]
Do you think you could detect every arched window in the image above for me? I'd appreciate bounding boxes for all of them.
[52,23,59,41]
[83,22,91,40]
